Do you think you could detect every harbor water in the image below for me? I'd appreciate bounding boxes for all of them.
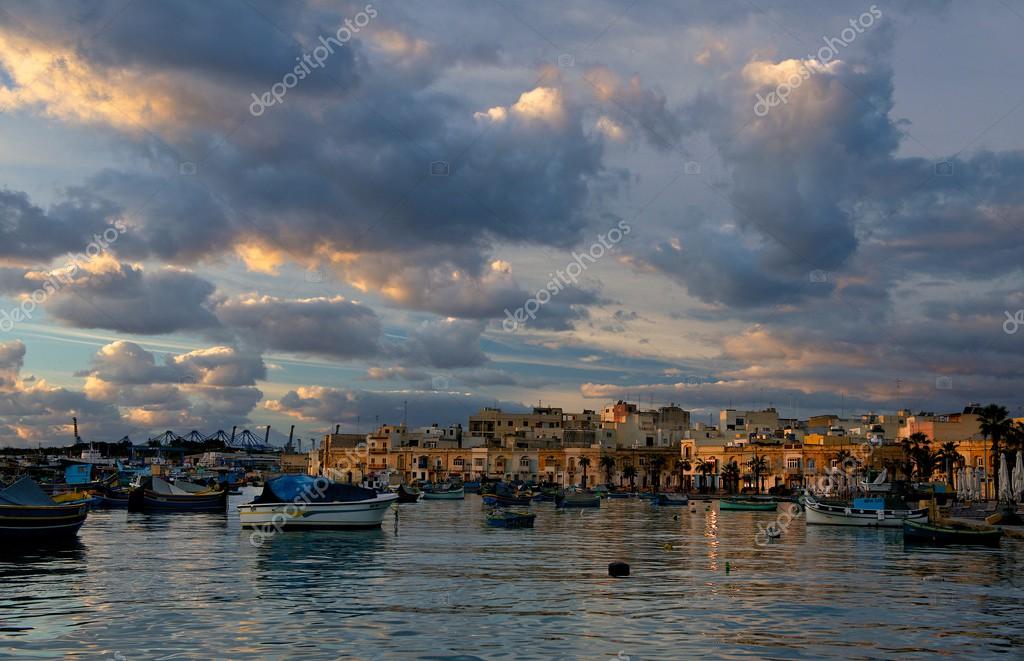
[2,492,1022,659]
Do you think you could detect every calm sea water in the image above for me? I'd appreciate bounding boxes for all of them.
[2,489,1022,660]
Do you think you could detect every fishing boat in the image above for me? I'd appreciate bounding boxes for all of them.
[0,477,90,542]
[860,468,893,493]
[607,491,633,499]
[804,495,926,527]
[463,480,481,493]
[421,483,465,500]
[396,484,422,503]
[128,477,228,513]
[720,497,777,511]
[555,488,601,508]
[656,493,690,506]
[492,483,533,506]
[94,487,131,508]
[903,519,1002,546]
[239,475,397,530]
[485,508,536,529]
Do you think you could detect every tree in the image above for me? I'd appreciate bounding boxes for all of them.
[578,456,591,488]
[722,462,741,495]
[746,454,769,493]
[978,404,1011,499]
[675,459,692,492]
[649,456,666,492]
[695,459,714,494]
[622,464,637,490]
[936,441,963,487]
[599,455,615,485]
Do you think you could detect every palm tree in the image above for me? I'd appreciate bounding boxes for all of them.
[695,459,714,494]
[978,404,1011,499]
[722,462,741,495]
[599,455,615,486]
[578,456,592,488]
[936,441,963,487]
[675,459,692,492]
[622,464,637,491]
[649,456,666,492]
[746,454,769,493]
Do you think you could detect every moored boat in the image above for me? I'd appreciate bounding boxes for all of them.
[804,495,926,527]
[903,519,1002,546]
[463,481,481,493]
[720,497,777,511]
[421,484,465,500]
[485,508,536,529]
[128,477,228,513]
[0,477,90,542]
[396,484,422,503]
[656,493,689,506]
[555,488,601,508]
[239,475,397,530]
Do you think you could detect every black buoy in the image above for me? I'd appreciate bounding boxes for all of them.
[609,561,630,578]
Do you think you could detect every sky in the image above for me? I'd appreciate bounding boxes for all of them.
[1,0,1023,447]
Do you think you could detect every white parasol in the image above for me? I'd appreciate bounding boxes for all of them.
[956,467,965,499]
[1014,451,1024,503]
[999,453,1012,502]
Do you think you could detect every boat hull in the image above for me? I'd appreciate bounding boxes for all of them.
[656,494,690,506]
[720,499,777,511]
[903,520,1002,546]
[239,494,397,529]
[486,511,536,528]
[0,502,89,541]
[422,488,465,500]
[805,498,926,527]
[128,488,228,512]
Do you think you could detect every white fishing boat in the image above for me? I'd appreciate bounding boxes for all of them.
[239,475,397,530]
[859,468,892,493]
[804,495,926,528]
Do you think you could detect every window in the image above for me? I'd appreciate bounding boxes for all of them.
[787,458,801,469]
[474,458,485,466]
[807,459,816,470]
[976,457,984,467]
[454,457,464,467]
[520,457,530,467]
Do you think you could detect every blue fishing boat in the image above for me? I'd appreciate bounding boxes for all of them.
[0,477,90,542]
[94,486,131,508]
[485,509,536,529]
[463,481,481,493]
[128,477,228,512]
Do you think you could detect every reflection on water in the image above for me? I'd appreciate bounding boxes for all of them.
[1,493,1022,659]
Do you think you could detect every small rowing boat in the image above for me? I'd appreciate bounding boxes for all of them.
[421,484,465,500]
[804,495,926,527]
[903,519,1002,546]
[128,477,228,513]
[720,497,777,511]
[656,493,689,506]
[555,488,601,508]
[485,509,536,529]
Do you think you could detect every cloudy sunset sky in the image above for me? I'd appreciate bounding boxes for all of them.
[1,1,1023,446]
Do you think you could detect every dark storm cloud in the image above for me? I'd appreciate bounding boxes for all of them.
[44,263,220,334]
[214,295,383,360]
[0,188,121,263]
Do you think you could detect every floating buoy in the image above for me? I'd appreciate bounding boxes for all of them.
[609,561,630,577]
[673,515,679,520]
[663,542,673,551]
[725,562,731,574]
